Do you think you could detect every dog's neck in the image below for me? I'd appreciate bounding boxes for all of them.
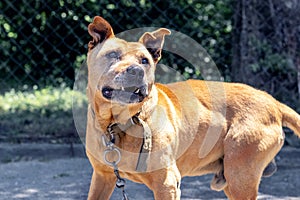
[137,85,158,121]
[89,85,158,132]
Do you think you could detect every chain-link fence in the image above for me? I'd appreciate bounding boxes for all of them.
[1,0,299,107]
[1,0,233,90]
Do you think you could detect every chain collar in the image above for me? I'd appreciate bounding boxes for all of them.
[106,113,141,144]
[89,104,152,171]
[105,113,152,172]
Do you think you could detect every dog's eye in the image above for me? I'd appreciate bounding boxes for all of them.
[141,58,149,65]
[107,51,120,59]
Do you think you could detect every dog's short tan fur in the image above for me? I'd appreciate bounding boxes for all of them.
[85,16,300,200]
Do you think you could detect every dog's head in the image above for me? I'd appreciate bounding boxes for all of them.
[87,16,170,105]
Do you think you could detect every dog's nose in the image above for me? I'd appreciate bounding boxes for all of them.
[126,65,144,78]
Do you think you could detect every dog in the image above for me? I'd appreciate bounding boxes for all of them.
[85,16,300,200]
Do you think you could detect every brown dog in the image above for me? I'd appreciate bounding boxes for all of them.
[85,16,300,200]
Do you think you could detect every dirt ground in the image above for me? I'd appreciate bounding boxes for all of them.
[0,144,299,200]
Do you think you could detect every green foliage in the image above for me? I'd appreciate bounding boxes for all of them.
[1,0,234,91]
[0,87,87,142]
[249,38,291,73]
[246,37,299,113]
[0,86,86,113]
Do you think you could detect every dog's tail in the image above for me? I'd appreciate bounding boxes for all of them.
[280,102,300,137]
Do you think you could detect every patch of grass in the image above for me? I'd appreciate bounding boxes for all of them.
[0,86,87,143]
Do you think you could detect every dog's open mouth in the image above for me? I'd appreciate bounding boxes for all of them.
[102,85,148,104]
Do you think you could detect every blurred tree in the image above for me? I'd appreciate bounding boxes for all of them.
[231,0,300,111]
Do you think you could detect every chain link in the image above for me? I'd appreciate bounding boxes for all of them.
[102,135,129,200]
[113,162,129,200]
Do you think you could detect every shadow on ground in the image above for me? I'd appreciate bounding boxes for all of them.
[0,145,299,200]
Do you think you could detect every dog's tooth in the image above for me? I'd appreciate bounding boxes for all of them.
[121,87,125,91]
[134,88,140,94]
[143,87,148,96]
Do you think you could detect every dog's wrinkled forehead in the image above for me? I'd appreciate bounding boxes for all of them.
[88,16,171,64]
[97,38,152,59]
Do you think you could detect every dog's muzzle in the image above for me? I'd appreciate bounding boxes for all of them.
[101,65,148,104]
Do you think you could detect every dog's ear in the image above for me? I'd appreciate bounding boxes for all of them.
[88,16,115,50]
[139,28,171,63]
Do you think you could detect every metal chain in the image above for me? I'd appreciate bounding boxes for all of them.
[113,162,129,200]
[102,135,129,200]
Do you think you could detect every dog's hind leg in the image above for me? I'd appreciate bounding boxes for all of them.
[223,153,262,200]
[222,124,284,200]
[211,157,277,192]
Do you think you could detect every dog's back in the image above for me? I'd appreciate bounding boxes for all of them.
[165,79,300,137]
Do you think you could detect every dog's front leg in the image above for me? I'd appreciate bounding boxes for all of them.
[87,170,116,200]
[151,164,181,200]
